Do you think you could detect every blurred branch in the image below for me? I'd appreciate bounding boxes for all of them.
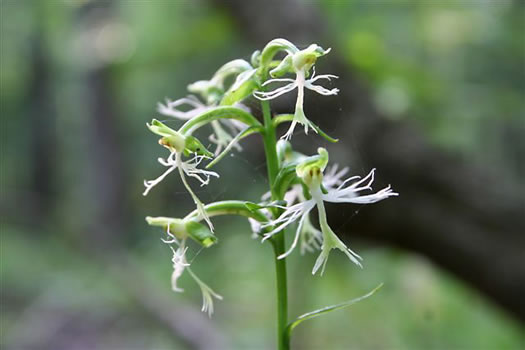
[27,11,57,224]
[213,0,525,322]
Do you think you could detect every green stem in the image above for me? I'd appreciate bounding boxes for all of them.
[262,101,280,197]
[272,233,289,350]
[261,100,289,350]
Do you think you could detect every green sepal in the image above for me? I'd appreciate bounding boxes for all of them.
[260,38,299,68]
[296,148,329,178]
[179,106,262,136]
[296,148,329,189]
[147,119,186,152]
[148,119,179,137]
[292,44,331,71]
[285,284,383,344]
[185,220,218,248]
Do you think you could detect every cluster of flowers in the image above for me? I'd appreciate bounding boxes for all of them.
[143,39,398,317]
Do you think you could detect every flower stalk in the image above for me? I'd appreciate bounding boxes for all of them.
[261,99,289,350]
[142,38,398,349]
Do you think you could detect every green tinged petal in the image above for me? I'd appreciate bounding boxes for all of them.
[296,148,329,182]
[292,44,331,71]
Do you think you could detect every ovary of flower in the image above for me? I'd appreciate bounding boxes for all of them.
[143,151,219,231]
[254,69,339,140]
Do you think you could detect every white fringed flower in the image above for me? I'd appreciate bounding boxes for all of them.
[262,166,398,274]
[261,164,346,256]
[255,70,338,140]
[254,42,338,140]
[143,151,219,231]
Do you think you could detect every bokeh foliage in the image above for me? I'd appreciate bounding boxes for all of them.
[1,0,524,349]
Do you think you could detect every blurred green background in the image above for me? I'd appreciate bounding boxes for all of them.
[1,1,524,349]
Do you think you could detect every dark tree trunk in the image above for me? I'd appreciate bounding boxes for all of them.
[27,18,57,224]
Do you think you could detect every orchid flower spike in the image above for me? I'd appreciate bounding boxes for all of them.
[143,120,218,231]
[254,40,338,140]
[263,148,398,274]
